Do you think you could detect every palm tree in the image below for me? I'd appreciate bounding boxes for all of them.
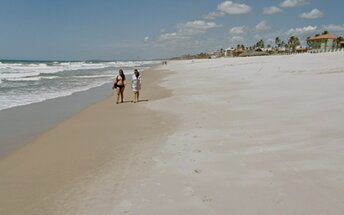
[275,37,281,48]
[220,48,224,56]
[256,39,264,48]
[288,36,300,52]
[336,36,343,48]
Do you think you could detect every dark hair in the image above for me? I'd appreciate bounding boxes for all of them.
[134,69,140,78]
[118,69,126,81]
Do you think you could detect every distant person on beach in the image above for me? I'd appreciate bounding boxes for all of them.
[131,69,141,103]
[112,69,126,104]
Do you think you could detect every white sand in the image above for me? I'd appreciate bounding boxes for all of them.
[2,52,344,214]
[110,52,344,214]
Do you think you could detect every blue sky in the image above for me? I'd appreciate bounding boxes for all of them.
[0,0,343,60]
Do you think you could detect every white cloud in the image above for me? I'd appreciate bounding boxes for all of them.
[263,6,282,14]
[177,20,221,36]
[157,20,221,42]
[218,1,252,15]
[256,20,271,31]
[280,0,310,8]
[203,1,251,21]
[178,20,221,31]
[300,9,323,19]
[203,11,225,20]
[322,24,344,32]
[229,26,247,34]
[158,32,178,42]
[231,36,245,43]
[286,25,318,35]
[144,36,149,42]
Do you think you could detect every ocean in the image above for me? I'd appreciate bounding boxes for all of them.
[0,60,159,110]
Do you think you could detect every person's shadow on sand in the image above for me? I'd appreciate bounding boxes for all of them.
[120,99,149,104]
[131,99,149,103]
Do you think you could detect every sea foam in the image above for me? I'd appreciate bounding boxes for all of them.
[0,60,158,110]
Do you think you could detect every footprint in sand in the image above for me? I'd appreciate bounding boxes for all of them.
[194,168,202,174]
[202,195,212,203]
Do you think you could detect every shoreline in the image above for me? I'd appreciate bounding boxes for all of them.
[0,65,174,214]
[0,65,158,158]
[0,82,113,158]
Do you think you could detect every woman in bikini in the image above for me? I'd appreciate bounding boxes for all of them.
[112,69,126,104]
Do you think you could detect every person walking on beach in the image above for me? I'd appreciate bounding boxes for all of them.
[131,69,141,103]
[112,69,126,104]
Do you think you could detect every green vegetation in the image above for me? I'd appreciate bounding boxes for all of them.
[172,31,343,60]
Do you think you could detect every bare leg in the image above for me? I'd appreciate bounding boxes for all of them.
[136,91,140,102]
[116,88,120,104]
[120,88,125,103]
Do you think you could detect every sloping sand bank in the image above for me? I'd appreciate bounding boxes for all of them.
[0,68,174,214]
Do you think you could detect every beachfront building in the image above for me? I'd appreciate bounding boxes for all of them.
[307,33,338,52]
[277,47,287,53]
[224,48,235,57]
[295,46,308,53]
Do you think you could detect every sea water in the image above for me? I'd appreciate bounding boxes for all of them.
[0,60,158,110]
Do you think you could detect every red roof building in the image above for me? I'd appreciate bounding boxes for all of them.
[308,34,337,41]
[307,33,339,52]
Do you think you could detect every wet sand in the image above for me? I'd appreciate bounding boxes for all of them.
[0,83,113,157]
[0,67,173,214]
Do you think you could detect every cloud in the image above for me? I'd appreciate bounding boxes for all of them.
[280,0,310,8]
[158,32,179,42]
[256,20,271,31]
[300,9,323,19]
[177,20,222,36]
[231,36,245,43]
[263,6,282,14]
[157,20,221,42]
[203,1,251,20]
[218,1,252,15]
[286,25,317,35]
[229,26,247,34]
[178,20,221,31]
[203,11,225,20]
[144,36,149,42]
[322,24,344,32]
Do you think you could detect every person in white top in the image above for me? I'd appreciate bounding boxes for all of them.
[131,69,141,103]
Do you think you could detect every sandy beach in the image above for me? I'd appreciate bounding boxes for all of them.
[1,52,344,214]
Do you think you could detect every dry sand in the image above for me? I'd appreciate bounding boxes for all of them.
[1,52,344,214]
